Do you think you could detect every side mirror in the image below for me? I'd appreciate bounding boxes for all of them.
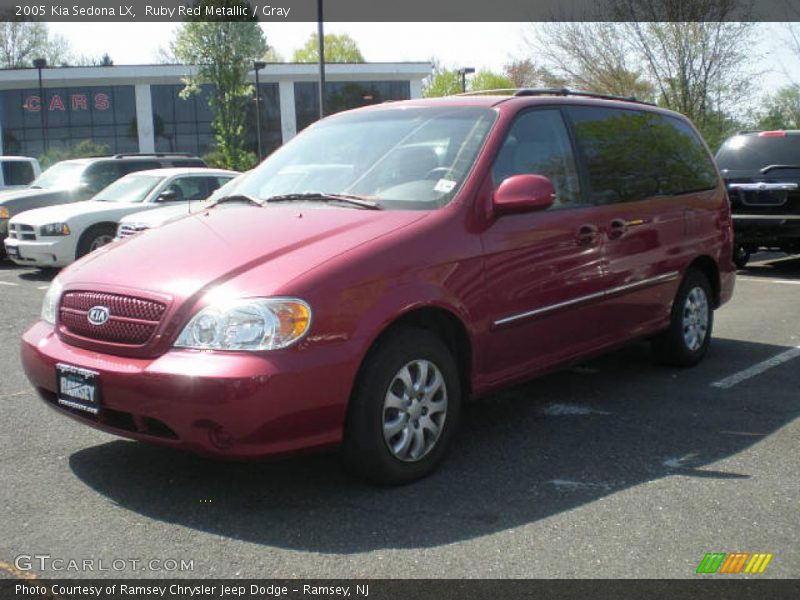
[492,174,556,216]
[157,189,177,202]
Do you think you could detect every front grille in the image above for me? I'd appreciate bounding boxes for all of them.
[9,223,36,240]
[59,291,167,346]
[117,223,149,238]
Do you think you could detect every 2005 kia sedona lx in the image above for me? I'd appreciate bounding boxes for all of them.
[21,90,735,484]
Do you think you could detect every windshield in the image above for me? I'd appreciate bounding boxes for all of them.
[31,162,85,189]
[236,106,496,210]
[95,174,165,203]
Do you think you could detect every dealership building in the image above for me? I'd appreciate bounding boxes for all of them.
[0,62,430,159]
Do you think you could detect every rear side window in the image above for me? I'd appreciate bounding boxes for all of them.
[567,107,718,204]
[2,161,34,186]
[716,134,800,172]
[492,109,583,208]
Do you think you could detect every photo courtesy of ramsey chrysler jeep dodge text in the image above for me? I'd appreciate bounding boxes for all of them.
[21,90,735,484]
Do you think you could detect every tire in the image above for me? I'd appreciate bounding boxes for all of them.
[733,245,750,269]
[76,224,116,259]
[651,269,714,367]
[342,327,462,485]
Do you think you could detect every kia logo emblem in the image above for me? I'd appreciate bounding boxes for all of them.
[87,306,110,326]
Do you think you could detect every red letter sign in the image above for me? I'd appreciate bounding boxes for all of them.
[94,93,110,110]
[23,95,41,112]
[71,94,88,110]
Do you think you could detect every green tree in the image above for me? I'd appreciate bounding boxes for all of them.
[424,62,517,97]
[0,20,71,68]
[757,85,800,130]
[292,33,364,63]
[423,64,462,97]
[170,0,267,170]
[470,70,514,92]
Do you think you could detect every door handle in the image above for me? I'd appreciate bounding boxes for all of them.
[576,223,598,246]
[608,218,627,240]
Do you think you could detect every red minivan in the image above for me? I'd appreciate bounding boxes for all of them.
[21,91,735,484]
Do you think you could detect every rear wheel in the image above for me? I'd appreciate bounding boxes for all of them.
[652,269,714,367]
[76,224,116,259]
[343,327,461,485]
[733,245,750,269]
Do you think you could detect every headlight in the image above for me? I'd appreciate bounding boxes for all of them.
[175,298,311,351]
[40,223,71,236]
[41,277,63,324]
[0,207,8,219]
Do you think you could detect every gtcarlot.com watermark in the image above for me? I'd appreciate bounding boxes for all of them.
[14,554,194,572]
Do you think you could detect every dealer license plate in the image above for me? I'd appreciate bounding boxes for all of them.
[56,363,101,414]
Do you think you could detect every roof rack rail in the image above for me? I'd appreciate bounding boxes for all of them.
[111,152,196,159]
[454,88,518,96]
[513,88,655,106]
[456,87,654,106]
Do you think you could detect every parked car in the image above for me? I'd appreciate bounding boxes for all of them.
[21,91,735,484]
[716,130,800,268]
[116,171,249,240]
[0,156,41,189]
[0,153,205,255]
[4,168,237,268]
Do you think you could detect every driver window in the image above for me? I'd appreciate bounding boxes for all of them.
[492,110,583,208]
[165,177,207,201]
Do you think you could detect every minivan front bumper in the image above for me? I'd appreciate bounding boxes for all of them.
[21,321,358,459]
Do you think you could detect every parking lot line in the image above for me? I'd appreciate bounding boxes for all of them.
[0,281,18,286]
[711,345,800,389]
[737,276,800,285]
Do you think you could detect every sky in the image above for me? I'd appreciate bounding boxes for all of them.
[47,21,800,95]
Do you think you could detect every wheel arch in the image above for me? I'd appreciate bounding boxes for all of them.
[355,304,474,402]
[75,221,118,259]
[687,255,721,308]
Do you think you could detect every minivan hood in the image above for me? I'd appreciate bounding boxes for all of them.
[64,204,428,303]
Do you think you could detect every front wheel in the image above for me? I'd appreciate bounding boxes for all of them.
[651,269,714,367]
[76,224,116,259]
[343,327,462,485]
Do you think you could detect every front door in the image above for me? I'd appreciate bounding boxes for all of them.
[479,108,611,387]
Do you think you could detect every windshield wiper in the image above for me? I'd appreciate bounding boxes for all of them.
[263,192,381,210]
[761,164,800,174]
[209,193,262,207]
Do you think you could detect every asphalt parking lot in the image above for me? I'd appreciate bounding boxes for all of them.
[0,254,798,580]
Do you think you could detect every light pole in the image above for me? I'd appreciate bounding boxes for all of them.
[317,0,325,119]
[33,58,47,152]
[458,67,475,93]
[253,60,266,162]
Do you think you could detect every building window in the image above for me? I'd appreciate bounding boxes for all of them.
[0,85,138,157]
[294,81,411,132]
[151,83,281,158]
